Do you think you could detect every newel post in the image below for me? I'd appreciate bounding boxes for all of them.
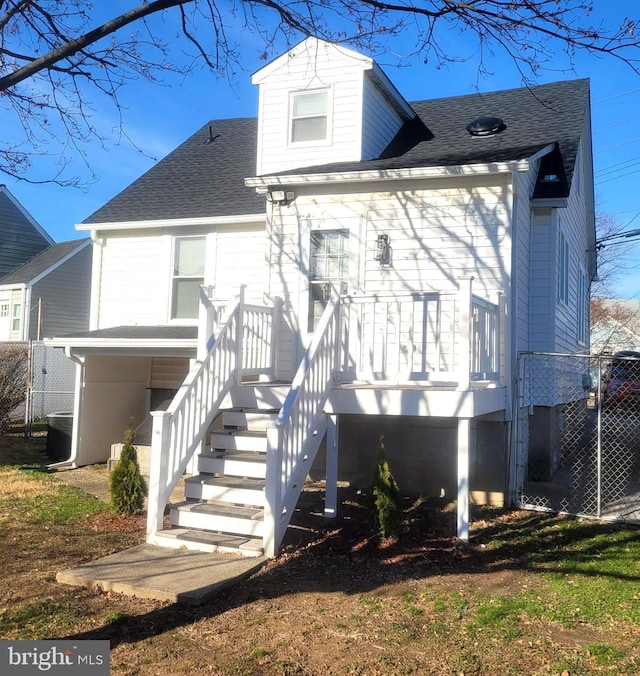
[264,424,283,557]
[146,410,171,539]
[235,285,246,385]
[457,275,474,391]
[197,285,216,361]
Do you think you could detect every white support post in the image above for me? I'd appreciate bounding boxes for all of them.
[325,414,338,518]
[457,276,474,391]
[263,424,283,557]
[457,417,470,541]
[146,410,170,539]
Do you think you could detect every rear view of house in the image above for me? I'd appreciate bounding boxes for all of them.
[50,38,595,557]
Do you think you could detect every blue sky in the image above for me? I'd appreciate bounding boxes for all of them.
[4,1,640,298]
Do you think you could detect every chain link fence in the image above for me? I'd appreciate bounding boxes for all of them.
[516,352,640,522]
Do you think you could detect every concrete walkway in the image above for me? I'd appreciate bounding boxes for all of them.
[54,464,267,605]
[57,545,266,606]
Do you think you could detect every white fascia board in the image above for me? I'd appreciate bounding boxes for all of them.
[368,63,415,120]
[75,213,266,232]
[0,282,26,293]
[28,239,92,286]
[46,336,198,350]
[247,160,531,188]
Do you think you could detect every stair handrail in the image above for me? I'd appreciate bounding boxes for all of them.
[264,292,342,556]
[146,296,244,539]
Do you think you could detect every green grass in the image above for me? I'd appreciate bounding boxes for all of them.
[0,600,82,639]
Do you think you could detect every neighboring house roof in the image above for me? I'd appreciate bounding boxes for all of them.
[591,298,640,354]
[82,79,588,224]
[83,117,265,224]
[0,239,90,286]
[270,79,588,199]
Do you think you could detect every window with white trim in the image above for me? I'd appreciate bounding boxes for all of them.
[290,90,328,144]
[171,236,205,320]
[11,303,21,332]
[308,229,349,331]
[559,229,570,306]
[577,267,587,343]
[0,303,8,318]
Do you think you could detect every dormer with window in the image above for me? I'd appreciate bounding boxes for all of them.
[252,38,415,176]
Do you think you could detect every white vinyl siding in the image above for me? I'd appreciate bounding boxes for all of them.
[361,77,404,160]
[97,224,266,330]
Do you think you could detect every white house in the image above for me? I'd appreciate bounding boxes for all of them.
[0,239,92,341]
[49,38,596,557]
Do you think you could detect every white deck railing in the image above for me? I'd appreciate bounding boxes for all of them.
[146,289,277,539]
[263,295,342,557]
[337,282,502,386]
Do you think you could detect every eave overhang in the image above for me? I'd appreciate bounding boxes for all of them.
[76,213,266,232]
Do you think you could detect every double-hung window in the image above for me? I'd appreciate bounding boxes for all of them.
[290,90,328,144]
[11,303,21,333]
[308,229,349,331]
[559,230,570,306]
[171,236,205,320]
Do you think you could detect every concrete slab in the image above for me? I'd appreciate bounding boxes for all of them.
[57,544,267,606]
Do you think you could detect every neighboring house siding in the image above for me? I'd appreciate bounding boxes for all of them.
[361,77,404,160]
[97,225,266,328]
[0,192,51,278]
[28,245,92,339]
[256,43,367,175]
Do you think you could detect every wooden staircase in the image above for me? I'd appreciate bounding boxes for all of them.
[153,383,289,557]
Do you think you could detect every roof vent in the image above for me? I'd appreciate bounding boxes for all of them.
[466,116,506,137]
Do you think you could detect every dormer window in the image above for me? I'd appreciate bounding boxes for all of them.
[290,90,329,143]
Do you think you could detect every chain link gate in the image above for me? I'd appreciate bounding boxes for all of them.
[515,352,640,522]
[25,341,75,431]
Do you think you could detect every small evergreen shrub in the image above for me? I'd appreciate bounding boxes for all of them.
[109,425,147,515]
[370,435,402,540]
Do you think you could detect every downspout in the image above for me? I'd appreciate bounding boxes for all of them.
[46,348,84,469]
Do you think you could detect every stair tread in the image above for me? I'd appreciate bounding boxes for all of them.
[185,474,265,489]
[223,407,280,414]
[173,501,263,520]
[158,527,263,549]
[211,429,268,438]
[205,449,267,463]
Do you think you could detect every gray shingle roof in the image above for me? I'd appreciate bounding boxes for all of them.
[0,239,88,285]
[83,118,265,224]
[83,79,588,224]
[60,326,197,340]
[275,79,589,198]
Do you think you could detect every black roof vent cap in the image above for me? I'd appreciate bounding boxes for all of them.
[466,116,506,137]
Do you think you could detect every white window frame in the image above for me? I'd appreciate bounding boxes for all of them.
[559,228,570,307]
[11,303,21,333]
[289,89,331,146]
[170,235,206,322]
[307,228,349,332]
[577,265,587,344]
[0,303,8,318]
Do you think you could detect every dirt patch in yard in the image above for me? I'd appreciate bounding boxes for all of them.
[2,428,640,674]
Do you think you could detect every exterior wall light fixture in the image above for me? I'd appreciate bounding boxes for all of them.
[375,233,392,267]
[267,190,296,206]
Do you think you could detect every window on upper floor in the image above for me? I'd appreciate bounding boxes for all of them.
[290,90,329,144]
[171,236,205,320]
[559,229,570,306]
[0,303,8,318]
[308,229,349,331]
